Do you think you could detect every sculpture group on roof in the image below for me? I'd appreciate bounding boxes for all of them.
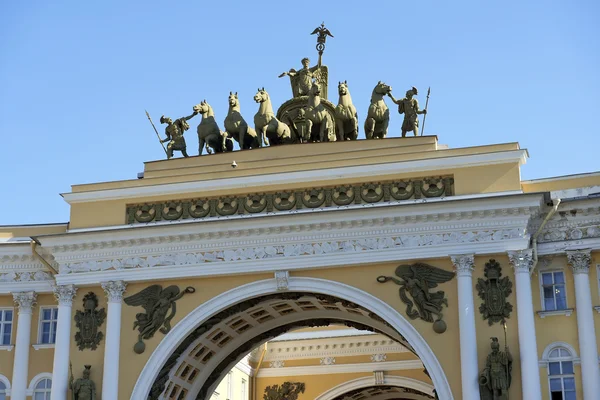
[147,23,429,159]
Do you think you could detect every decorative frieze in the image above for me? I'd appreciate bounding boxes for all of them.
[275,271,289,291]
[125,177,454,224]
[0,271,53,282]
[60,228,524,274]
[269,360,285,368]
[320,356,336,365]
[371,353,387,362]
[566,249,592,274]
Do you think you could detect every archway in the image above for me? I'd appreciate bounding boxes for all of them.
[315,376,435,400]
[131,277,453,400]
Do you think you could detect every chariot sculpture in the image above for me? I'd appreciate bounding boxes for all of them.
[146,23,431,158]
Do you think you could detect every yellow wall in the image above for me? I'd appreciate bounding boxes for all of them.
[522,173,600,193]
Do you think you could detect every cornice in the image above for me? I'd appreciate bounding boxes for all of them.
[61,150,528,204]
[256,359,424,377]
[262,334,408,361]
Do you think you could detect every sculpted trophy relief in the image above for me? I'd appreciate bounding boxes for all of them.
[144,23,432,158]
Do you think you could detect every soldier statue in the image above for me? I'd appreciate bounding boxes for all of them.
[160,112,197,159]
[479,337,512,400]
[70,365,96,400]
[388,87,427,137]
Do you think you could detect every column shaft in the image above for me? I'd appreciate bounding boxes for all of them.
[11,292,37,400]
[451,255,480,400]
[567,250,600,399]
[50,285,77,400]
[102,281,127,400]
[508,250,542,400]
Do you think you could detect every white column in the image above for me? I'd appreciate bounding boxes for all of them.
[566,249,600,399]
[50,285,77,400]
[508,249,542,400]
[450,255,480,400]
[101,281,127,400]
[11,291,37,400]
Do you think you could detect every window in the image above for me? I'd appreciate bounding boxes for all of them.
[541,271,567,311]
[241,378,247,400]
[39,308,58,344]
[0,380,6,400]
[33,378,52,400]
[547,347,576,400]
[0,309,13,345]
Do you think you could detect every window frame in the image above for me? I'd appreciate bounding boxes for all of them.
[541,343,580,400]
[537,270,573,317]
[32,378,52,400]
[37,307,58,345]
[0,308,14,347]
[0,373,10,398]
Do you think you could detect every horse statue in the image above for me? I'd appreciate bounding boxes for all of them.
[224,92,260,150]
[364,81,392,139]
[253,88,293,146]
[306,81,336,142]
[335,80,358,141]
[193,100,232,155]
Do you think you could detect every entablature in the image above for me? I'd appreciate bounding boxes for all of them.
[32,192,546,286]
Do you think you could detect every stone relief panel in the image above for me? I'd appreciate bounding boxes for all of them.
[125,177,454,224]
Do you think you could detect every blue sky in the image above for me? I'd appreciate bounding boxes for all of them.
[1,1,598,225]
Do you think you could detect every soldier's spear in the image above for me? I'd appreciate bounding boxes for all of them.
[420,87,431,136]
[503,322,510,400]
[145,110,168,156]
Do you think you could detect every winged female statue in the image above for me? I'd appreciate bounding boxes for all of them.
[124,284,195,353]
[377,263,455,333]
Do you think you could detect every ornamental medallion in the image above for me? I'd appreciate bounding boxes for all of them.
[476,259,513,325]
[74,292,106,350]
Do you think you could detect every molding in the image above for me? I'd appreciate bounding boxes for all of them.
[0,345,14,352]
[0,281,54,295]
[314,376,435,400]
[537,237,600,255]
[271,328,375,341]
[130,277,454,400]
[32,344,55,350]
[61,150,528,204]
[256,359,423,377]
[263,333,407,361]
[0,373,10,396]
[536,309,574,318]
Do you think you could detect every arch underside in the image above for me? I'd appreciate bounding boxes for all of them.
[333,385,435,400]
[152,292,423,400]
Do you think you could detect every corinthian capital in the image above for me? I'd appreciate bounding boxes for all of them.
[566,249,592,274]
[450,254,475,277]
[53,285,77,306]
[13,291,37,314]
[101,281,127,303]
[507,249,534,274]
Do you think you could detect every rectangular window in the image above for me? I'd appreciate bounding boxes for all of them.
[0,309,13,345]
[549,360,576,400]
[541,271,567,311]
[39,307,58,344]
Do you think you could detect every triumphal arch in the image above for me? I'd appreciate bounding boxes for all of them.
[2,25,600,400]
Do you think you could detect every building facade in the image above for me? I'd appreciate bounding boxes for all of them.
[0,136,599,400]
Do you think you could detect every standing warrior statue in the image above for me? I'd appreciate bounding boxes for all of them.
[160,111,197,159]
[388,87,427,137]
[70,364,96,400]
[479,337,513,400]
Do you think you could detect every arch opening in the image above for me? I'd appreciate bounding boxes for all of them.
[132,278,452,400]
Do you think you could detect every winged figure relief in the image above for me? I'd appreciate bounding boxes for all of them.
[124,284,195,353]
[377,263,455,333]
